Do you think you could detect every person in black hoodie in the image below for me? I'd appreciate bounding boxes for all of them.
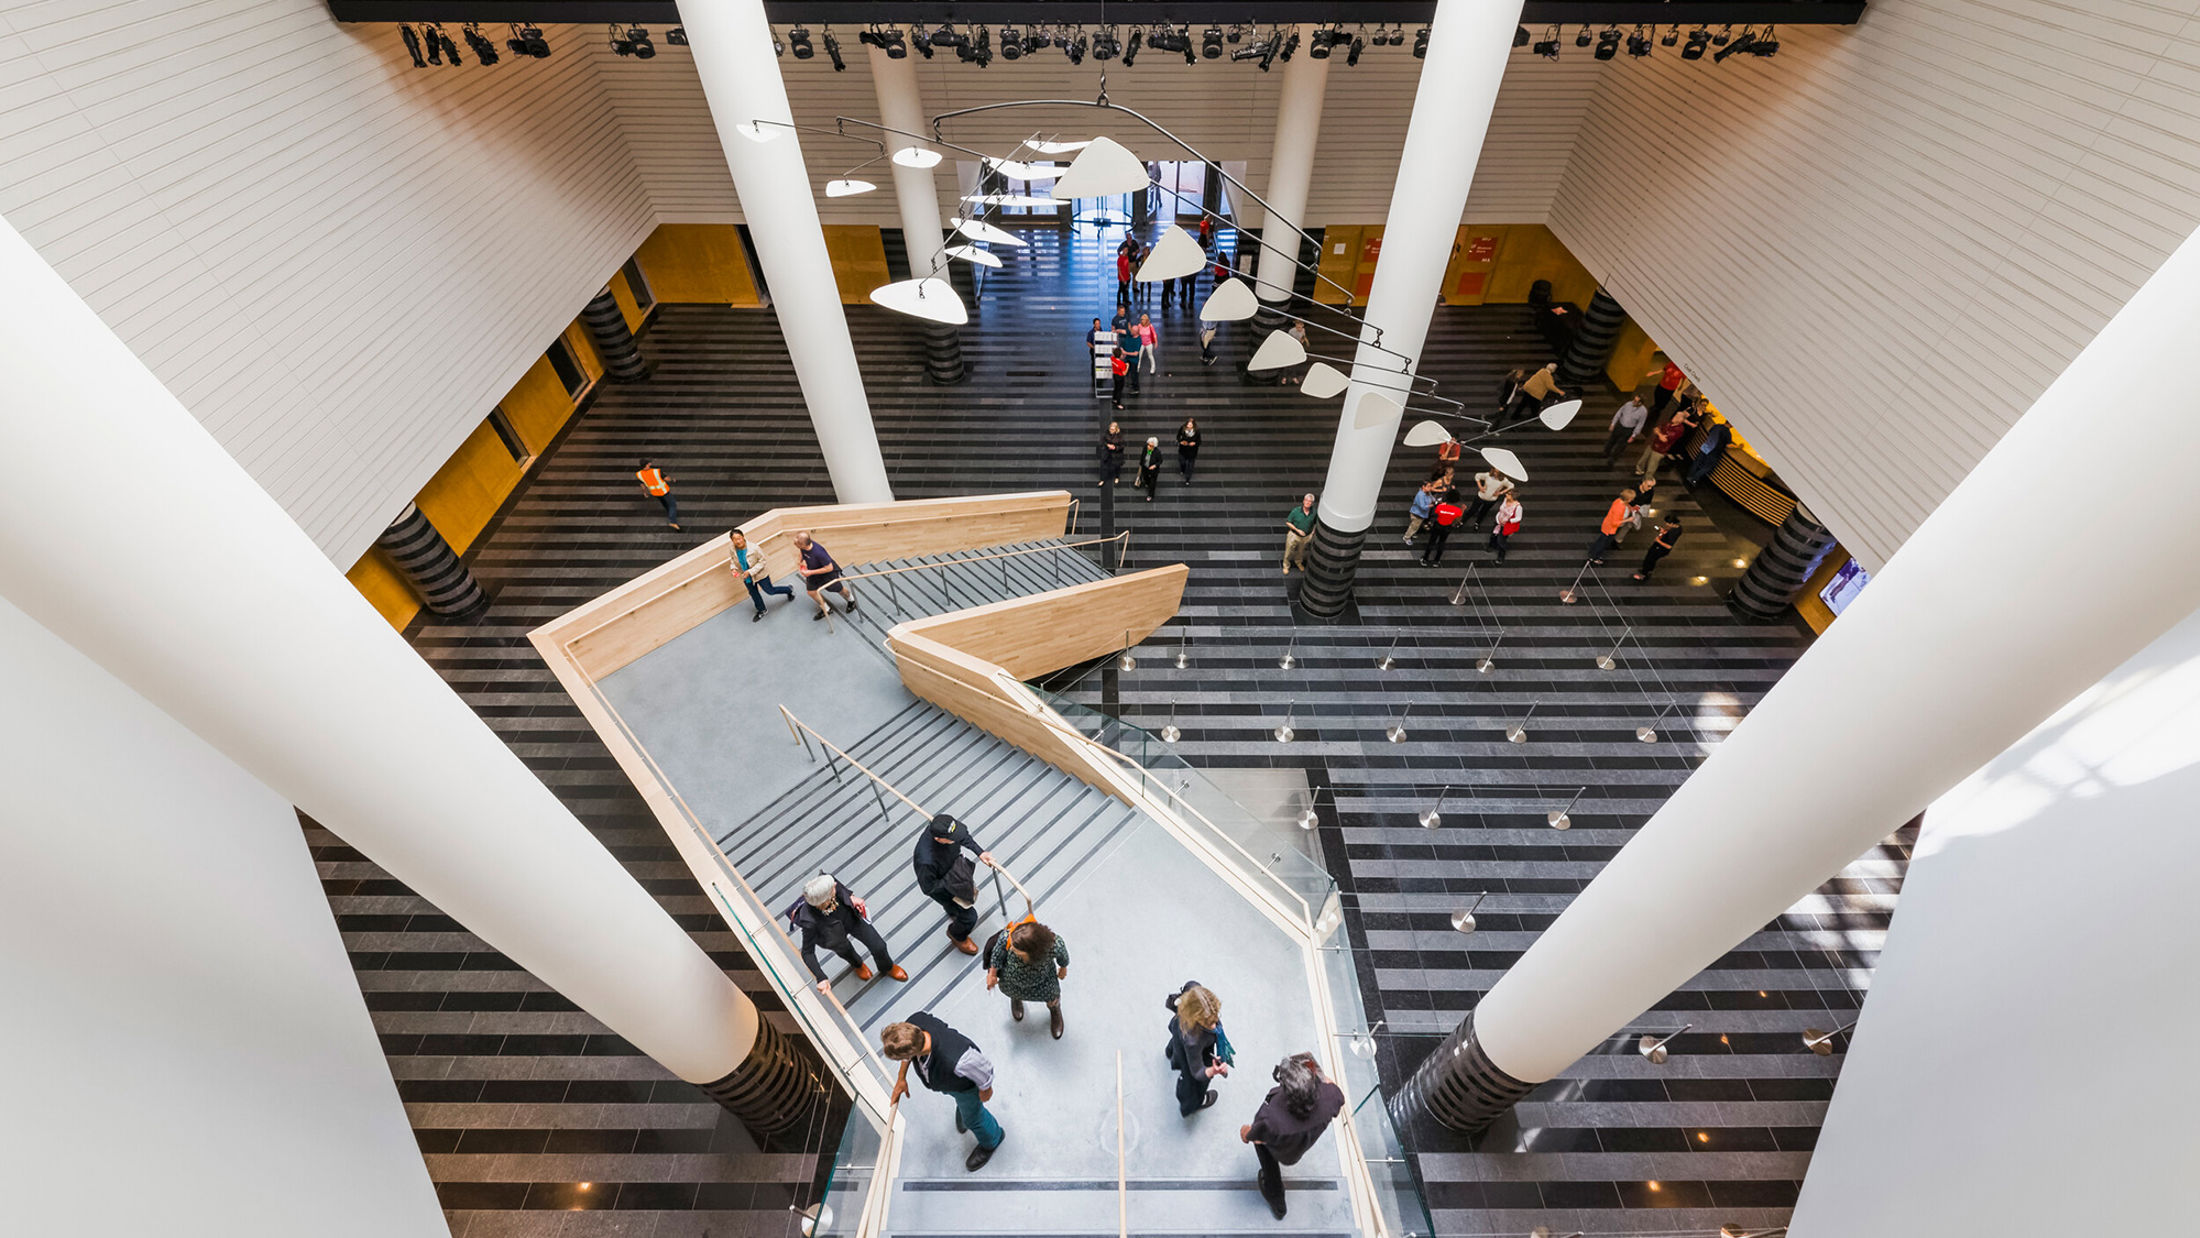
[787,873,906,994]
[913,812,994,955]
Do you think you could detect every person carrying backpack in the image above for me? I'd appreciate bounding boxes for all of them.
[1421,487,1465,567]
[913,812,995,955]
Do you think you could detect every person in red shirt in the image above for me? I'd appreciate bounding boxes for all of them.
[1116,249,1133,306]
[1649,359,1687,417]
[1586,487,1638,565]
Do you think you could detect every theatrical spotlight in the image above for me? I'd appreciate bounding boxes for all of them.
[1575,24,1592,47]
[1751,25,1781,56]
[1714,24,1735,45]
[1201,26,1223,58]
[1682,27,1710,59]
[1023,28,1049,57]
[1412,26,1429,58]
[1533,25,1561,58]
[1595,27,1621,59]
[1662,24,1680,46]
[1063,31,1087,64]
[822,28,844,70]
[1626,26,1652,57]
[1230,32,1272,65]
[786,25,813,58]
[1513,25,1530,47]
[1093,26,1121,60]
[1121,28,1141,66]
[1713,27,1759,61]
[910,27,933,58]
[999,26,1021,59]
[1278,30,1300,61]
[1308,26,1337,58]
[667,26,687,46]
[955,25,991,67]
[462,23,499,65]
[401,25,425,67]
[505,23,549,59]
[1228,23,1245,43]
[434,24,462,65]
[929,23,966,48]
[1346,33,1365,66]
[859,27,907,58]
[422,23,458,65]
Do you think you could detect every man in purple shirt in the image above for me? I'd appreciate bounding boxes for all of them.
[791,530,858,622]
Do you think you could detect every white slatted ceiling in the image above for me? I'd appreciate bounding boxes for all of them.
[1548,1,2200,569]
[596,39,1604,227]
[0,3,651,564]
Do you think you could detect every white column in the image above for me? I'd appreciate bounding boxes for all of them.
[1315,0,1520,534]
[1253,25,1331,307]
[0,213,759,1092]
[869,45,947,284]
[678,0,892,503]
[1463,219,2200,1106]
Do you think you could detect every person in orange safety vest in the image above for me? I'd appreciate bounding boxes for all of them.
[636,459,680,530]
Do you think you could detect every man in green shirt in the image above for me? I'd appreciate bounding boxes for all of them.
[1282,494,1317,575]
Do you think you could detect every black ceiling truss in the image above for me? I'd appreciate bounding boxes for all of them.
[330,2,1863,26]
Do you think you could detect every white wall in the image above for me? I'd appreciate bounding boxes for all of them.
[1791,603,2200,1235]
[0,3,653,565]
[593,40,1604,227]
[1547,1,2200,568]
[0,597,444,1237]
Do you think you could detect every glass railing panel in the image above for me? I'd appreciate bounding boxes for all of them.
[808,1103,882,1238]
[1323,924,1435,1238]
[1026,684,1337,932]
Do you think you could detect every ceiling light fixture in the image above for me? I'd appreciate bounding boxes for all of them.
[822,28,844,70]
[870,277,967,325]
[505,23,550,59]
[1412,26,1429,58]
[949,217,1027,246]
[1121,28,1142,67]
[1533,25,1560,58]
[909,26,933,58]
[892,146,943,168]
[787,25,813,58]
[461,23,499,64]
[1626,26,1652,57]
[1093,26,1120,61]
[859,27,906,58]
[1594,27,1621,59]
[1346,34,1365,66]
[1662,24,1680,46]
[824,179,875,197]
[1682,27,1710,59]
[1000,26,1022,59]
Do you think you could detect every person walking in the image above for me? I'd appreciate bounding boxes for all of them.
[1495,368,1527,423]
[1137,313,1160,375]
[1421,486,1465,568]
[1116,245,1134,306]
[1462,469,1514,532]
[1136,437,1162,502]
[1488,493,1524,563]
[788,873,906,994]
[1110,347,1131,410]
[884,1015,1004,1172]
[728,529,795,622]
[1120,326,1145,394]
[1402,478,1441,544]
[1635,514,1684,581]
[1636,404,1696,477]
[913,812,995,955]
[1239,1054,1346,1221]
[635,459,680,530]
[1100,421,1125,484]
[791,530,857,621]
[1511,362,1565,425]
[1163,981,1232,1116]
[1686,418,1732,487]
[1586,488,1638,565]
[985,920,1070,1039]
[1176,418,1201,483]
[1648,358,1687,417]
[1199,318,1218,366]
[1604,393,1650,463]
[1282,494,1316,575]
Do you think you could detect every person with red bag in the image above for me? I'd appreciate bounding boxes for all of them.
[1488,493,1525,564]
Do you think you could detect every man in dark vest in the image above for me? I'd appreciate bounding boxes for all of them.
[884,1013,1003,1171]
[913,812,995,955]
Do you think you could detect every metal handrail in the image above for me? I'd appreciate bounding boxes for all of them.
[778,704,1039,917]
[989,672,1317,928]
[833,530,1126,585]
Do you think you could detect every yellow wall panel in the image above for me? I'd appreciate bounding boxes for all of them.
[1484,224,1598,306]
[1312,225,1362,306]
[501,354,576,455]
[609,269,646,332]
[347,546,422,631]
[414,420,523,556]
[635,223,761,305]
[822,226,891,305]
[1443,225,1508,306]
[1605,317,1662,393]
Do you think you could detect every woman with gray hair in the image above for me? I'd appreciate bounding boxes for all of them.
[1239,1053,1346,1220]
[784,873,905,996]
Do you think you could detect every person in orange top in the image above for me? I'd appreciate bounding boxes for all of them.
[1586,487,1637,565]
[635,458,680,530]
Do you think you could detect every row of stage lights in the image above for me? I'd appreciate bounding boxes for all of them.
[781,21,1431,70]
[1521,21,1781,61]
[400,19,1771,72]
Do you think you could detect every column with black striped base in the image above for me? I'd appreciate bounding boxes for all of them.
[1730,503,1837,620]
[700,1017,828,1138]
[376,504,487,618]
[1557,288,1627,393]
[1297,518,1366,618]
[1389,1009,1536,1135]
[582,288,650,383]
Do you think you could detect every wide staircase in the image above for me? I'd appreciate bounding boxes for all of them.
[714,697,1146,1035]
